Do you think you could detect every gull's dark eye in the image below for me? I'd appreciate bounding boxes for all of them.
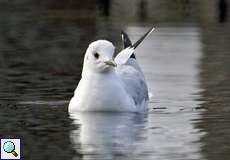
[94,53,99,59]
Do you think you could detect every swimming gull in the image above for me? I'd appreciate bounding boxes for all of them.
[69,27,155,112]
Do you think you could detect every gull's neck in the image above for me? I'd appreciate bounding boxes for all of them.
[82,66,116,80]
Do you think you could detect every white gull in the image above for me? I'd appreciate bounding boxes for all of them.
[69,27,155,113]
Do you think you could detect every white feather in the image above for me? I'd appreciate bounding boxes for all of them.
[114,47,134,65]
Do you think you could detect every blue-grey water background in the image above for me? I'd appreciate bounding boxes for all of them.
[0,1,230,160]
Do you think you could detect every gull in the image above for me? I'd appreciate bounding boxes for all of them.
[69,27,155,113]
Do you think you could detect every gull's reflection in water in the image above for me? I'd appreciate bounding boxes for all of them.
[70,112,146,160]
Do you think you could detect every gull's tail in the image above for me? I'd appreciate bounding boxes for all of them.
[116,27,155,65]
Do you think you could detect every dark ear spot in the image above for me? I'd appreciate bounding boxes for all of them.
[86,55,89,60]
[94,53,99,59]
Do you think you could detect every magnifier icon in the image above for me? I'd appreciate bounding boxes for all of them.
[3,141,18,157]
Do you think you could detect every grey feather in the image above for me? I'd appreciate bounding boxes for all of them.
[116,59,149,106]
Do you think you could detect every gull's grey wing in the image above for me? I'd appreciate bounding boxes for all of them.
[114,27,155,110]
[116,62,149,108]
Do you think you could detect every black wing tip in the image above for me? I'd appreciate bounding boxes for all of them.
[121,30,126,35]
[132,26,155,49]
[121,30,132,49]
[130,53,136,59]
[120,26,155,59]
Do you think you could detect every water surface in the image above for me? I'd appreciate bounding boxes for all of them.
[0,1,230,160]
[0,24,206,160]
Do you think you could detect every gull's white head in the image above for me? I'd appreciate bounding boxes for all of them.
[82,40,116,74]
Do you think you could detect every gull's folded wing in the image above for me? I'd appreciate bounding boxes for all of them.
[116,65,149,110]
[115,27,155,111]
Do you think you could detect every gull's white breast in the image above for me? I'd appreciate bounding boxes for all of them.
[68,73,137,112]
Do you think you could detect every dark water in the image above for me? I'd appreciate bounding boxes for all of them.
[0,1,230,160]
